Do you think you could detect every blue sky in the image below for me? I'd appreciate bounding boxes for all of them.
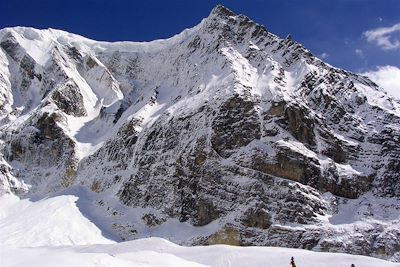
[2,0,400,95]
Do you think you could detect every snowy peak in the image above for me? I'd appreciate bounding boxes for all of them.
[1,6,399,200]
[208,4,236,19]
[0,5,400,262]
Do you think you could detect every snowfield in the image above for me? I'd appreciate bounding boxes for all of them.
[1,193,399,267]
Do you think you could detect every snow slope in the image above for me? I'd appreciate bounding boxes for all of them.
[1,192,399,267]
[4,240,400,267]
[0,193,113,247]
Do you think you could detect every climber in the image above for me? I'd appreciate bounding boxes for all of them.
[290,256,296,267]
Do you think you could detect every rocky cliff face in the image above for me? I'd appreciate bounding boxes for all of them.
[0,5,399,262]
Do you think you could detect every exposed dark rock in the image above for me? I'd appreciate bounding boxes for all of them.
[241,206,272,229]
[0,33,20,61]
[141,213,166,227]
[196,198,220,226]
[211,96,261,158]
[208,226,241,246]
[86,56,99,69]
[281,104,316,146]
[5,111,77,193]
[51,81,87,116]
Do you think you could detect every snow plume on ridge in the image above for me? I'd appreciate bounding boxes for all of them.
[361,65,400,99]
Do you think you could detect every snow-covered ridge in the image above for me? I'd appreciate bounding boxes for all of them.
[0,15,205,57]
[0,6,239,56]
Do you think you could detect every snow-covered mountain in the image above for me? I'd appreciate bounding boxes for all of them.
[0,5,399,262]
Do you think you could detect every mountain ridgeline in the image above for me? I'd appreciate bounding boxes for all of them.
[0,5,399,261]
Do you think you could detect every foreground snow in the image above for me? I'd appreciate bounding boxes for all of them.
[0,193,113,247]
[4,238,400,267]
[1,194,399,267]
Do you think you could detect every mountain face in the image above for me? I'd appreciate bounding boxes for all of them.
[0,5,399,261]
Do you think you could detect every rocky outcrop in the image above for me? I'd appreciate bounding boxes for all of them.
[50,81,87,116]
[4,111,78,195]
[211,95,261,158]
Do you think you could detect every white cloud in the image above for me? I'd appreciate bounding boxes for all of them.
[363,23,400,50]
[355,49,364,58]
[320,52,329,59]
[361,65,400,99]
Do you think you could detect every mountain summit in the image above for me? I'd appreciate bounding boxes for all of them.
[0,5,399,262]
